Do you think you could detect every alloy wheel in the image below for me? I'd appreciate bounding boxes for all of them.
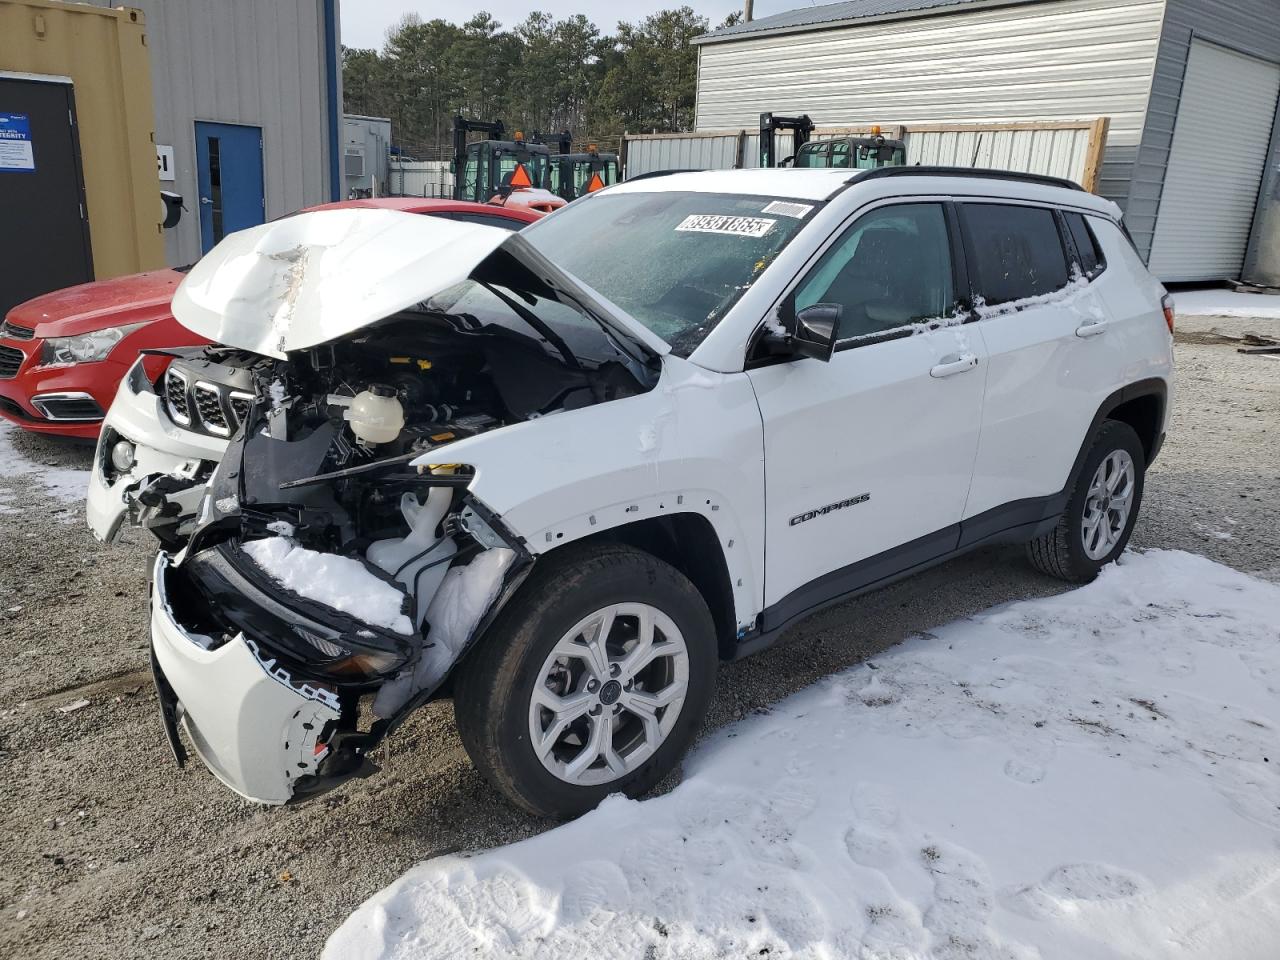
[528,602,689,786]
[1080,449,1136,560]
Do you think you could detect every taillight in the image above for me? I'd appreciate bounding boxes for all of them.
[1161,293,1175,334]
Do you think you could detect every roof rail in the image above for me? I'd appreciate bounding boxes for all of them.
[851,165,1085,192]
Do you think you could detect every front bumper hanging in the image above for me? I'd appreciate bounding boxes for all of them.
[149,553,344,805]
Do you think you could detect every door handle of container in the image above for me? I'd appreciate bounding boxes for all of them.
[930,352,978,378]
[1076,317,1108,338]
[199,197,213,205]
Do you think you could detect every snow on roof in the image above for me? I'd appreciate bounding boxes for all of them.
[695,0,1054,44]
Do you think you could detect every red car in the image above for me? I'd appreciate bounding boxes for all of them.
[0,199,542,440]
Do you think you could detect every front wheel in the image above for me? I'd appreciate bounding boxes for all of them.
[453,543,717,819]
[1027,419,1146,583]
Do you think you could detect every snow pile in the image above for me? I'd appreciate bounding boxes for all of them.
[326,550,1280,960]
[0,421,90,515]
[1174,288,1280,320]
[242,537,413,634]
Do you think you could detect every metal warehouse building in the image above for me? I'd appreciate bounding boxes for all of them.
[695,0,1280,285]
[81,0,343,267]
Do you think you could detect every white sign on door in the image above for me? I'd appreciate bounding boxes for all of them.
[0,112,35,172]
[156,144,175,181]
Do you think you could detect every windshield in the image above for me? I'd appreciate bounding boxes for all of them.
[519,190,815,356]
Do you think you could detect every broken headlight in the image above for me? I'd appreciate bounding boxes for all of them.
[290,628,409,682]
[181,543,415,685]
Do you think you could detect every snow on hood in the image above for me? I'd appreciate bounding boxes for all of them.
[171,210,511,360]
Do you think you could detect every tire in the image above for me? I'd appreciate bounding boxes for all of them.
[453,542,718,819]
[1027,419,1146,583]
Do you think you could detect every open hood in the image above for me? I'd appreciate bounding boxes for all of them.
[171,209,668,361]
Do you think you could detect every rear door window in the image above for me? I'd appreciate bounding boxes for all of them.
[962,203,1070,306]
[1063,211,1106,278]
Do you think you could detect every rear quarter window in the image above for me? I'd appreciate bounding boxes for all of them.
[1063,211,1106,278]
[962,203,1070,306]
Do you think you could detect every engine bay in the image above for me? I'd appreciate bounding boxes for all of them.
[159,289,657,731]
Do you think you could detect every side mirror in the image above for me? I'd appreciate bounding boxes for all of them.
[792,302,840,362]
[758,301,839,363]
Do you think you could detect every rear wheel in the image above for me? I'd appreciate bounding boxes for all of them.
[453,543,717,819]
[1027,420,1145,583]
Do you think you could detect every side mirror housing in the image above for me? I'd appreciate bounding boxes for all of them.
[792,302,840,361]
[757,301,840,363]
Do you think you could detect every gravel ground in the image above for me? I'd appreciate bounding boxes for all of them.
[1,322,1277,959]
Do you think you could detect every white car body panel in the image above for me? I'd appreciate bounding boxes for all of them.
[412,356,766,633]
[748,322,988,606]
[964,217,1173,518]
[1089,217,1177,434]
[87,363,228,542]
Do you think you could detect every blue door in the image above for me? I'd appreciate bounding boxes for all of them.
[194,121,264,253]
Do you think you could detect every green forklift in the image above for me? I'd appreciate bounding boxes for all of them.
[452,115,554,203]
[545,133,621,201]
[759,112,907,170]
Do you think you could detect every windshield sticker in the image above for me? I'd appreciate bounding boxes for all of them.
[676,214,776,239]
[762,200,813,219]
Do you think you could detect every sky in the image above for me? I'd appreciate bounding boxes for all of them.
[339,0,797,50]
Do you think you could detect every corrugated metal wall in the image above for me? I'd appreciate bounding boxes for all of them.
[1146,41,1280,280]
[905,125,1096,183]
[85,0,337,266]
[625,123,1100,186]
[694,0,1164,209]
[624,131,798,176]
[1132,0,1280,273]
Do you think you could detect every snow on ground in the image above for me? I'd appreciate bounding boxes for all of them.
[1174,288,1280,320]
[0,421,90,514]
[326,550,1280,960]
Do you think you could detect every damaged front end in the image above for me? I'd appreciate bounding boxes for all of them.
[149,210,663,804]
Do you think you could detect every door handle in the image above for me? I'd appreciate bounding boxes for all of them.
[199,197,213,205]
[929,352,978,378]
[1076,317,1108,338]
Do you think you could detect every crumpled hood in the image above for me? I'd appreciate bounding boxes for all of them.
[171,210,512,360]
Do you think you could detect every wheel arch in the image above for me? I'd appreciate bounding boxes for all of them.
[1103,388,1165,466]
[559,512,741,660]
[1068,378,1167,491]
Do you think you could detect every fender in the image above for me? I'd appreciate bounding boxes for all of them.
[412,355,767,636]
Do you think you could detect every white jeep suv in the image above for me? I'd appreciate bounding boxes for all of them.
[129,167,1173,818]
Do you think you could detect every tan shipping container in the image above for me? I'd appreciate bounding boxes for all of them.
[0,0,163,281]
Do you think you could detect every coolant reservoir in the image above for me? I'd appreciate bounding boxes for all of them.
[346,384,405,445]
